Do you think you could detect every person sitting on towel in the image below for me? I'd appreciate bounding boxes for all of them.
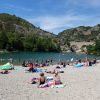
[53,72,62,85]
[38,73,48,88]
[28,63,34,72]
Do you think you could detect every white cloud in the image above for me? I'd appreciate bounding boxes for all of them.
[27,14,87,34]
[27,14,100,34]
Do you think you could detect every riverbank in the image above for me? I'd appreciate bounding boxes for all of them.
[0,63,100,100]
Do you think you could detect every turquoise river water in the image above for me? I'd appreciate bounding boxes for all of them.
[0,52,100,64]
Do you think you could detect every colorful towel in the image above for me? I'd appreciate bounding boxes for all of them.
[50,84,66,88]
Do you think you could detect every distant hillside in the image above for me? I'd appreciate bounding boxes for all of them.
[58,25,100,42]
[0,13,55,37]
[0,13,60,52]
[0,13,100,53]
[57,25,100,52]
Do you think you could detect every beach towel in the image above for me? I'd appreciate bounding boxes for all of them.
[48,81,55,86]
[50,84,66,88]
[46,77,53,82]
[39,83,48,88]
[34,68,44,73]
[74,63,83,68]
[24,68,43,73]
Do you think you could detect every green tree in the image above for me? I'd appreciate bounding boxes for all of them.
[0,31,8,49]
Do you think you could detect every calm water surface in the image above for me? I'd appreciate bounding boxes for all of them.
[0,52,100,64]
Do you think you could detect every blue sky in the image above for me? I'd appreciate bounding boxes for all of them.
[0,0,100,34]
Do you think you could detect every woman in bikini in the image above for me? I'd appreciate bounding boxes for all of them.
[53,72,62,85]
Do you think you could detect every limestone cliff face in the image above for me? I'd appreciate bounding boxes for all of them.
[58,25,100,42]
[58,25,100,52]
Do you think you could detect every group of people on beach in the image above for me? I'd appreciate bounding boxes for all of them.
[0,57,98,88]
[22,59,53,67]
[23,57,98,87]
[22,57,97,72]
[73,58,97,67]
[30,72,62,88]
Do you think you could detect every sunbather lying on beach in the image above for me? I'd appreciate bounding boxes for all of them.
[45,69,56,74]
[45,68,64,74]
[0,70,9,74]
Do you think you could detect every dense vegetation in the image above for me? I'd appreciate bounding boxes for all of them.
[1,13,100,54]
[0,31,61,52]
[0,13,55,37]
[0,13,35,32]
[0,13,60,52]
[86,39,100,55]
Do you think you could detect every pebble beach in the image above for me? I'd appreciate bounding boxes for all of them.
[0,63,100,100]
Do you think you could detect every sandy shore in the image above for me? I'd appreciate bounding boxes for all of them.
[0,63,100,100]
